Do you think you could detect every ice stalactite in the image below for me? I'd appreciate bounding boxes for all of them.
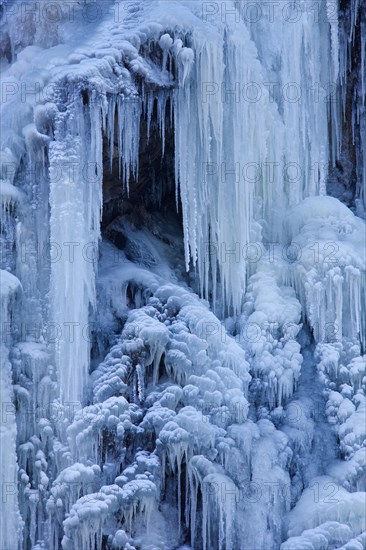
[107,94,142,194]
[49,91,103,406]
[327,0,340,81]
[0,270,23,550]
[48,79,145,407]
[173,0,334,315]
[173,24,279,315]
[188,458,238,550]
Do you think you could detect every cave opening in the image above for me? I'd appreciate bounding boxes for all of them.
[101,94,184,263]
[90,92,189,365]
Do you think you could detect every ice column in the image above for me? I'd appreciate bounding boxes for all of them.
[49,91,104,406]
[0,270,23,549]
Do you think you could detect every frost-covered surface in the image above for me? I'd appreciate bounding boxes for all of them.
[0,0,365,549]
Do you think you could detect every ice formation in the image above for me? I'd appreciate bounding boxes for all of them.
[0,0,365,549]
[0,271,23,549]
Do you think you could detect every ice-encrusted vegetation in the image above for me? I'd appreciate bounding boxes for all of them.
[0,1,365,549]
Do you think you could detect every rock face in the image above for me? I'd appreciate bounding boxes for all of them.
[328,1,366,213]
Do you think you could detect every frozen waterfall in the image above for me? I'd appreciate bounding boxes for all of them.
[0,1,365,549]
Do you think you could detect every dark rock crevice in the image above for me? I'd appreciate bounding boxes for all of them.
[328,1,365,212]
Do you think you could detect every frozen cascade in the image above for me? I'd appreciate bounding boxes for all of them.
[58,278,298,550]
[0,0,365,549]
[173,0,333,315]
[0,270,23,549]
[49,92,103,406]
[1,0,336,318]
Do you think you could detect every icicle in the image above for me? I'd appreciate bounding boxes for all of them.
[327,0,340,81]
[156,91,169,158]
[172,1,334,315]
[146,92,154,143]
[116,95,141,192]
[136,364,144,402]
[0,272,23,550]
[49,91,103,406]
[108,96,116,175]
